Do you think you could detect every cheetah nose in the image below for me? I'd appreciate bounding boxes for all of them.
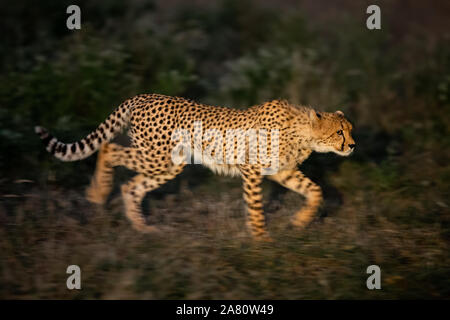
[349,144,356,149]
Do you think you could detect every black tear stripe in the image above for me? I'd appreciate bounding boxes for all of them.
[61,144,67,155]
[50,141,57,155]
[340,123,345,151]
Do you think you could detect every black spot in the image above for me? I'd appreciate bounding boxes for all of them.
[249,203,263,211]
[50,142,57,154]
[41,134,53,147]
[71,144,77,153]
[78,142,85,151]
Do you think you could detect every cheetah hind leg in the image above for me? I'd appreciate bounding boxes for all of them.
[86,143,115,205]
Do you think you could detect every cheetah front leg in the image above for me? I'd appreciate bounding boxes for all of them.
[268,168,323,229]
[239,166,272,241]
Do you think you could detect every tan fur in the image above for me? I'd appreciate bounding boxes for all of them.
[37,94,355,240]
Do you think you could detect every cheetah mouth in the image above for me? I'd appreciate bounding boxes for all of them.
[333,148,354,156]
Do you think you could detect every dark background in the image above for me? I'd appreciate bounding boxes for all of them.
[0,0,449,299]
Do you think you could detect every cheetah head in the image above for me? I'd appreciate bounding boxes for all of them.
[308,109,355,156]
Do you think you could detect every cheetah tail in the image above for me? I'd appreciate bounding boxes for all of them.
[35,103,131,162]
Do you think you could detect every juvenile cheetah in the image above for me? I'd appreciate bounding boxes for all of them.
[35,94,355,240]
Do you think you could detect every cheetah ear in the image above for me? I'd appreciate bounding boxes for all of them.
[335,110,345,117]
[309,109,321,122]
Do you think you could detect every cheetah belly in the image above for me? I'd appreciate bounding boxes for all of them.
[193,149,241,177]
[204,162,241,177]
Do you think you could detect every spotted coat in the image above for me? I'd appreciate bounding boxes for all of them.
[36,94,355,240]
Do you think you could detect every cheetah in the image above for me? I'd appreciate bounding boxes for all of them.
[35,94,355,240]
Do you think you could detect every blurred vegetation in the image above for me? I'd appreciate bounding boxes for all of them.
[0,0,449,299]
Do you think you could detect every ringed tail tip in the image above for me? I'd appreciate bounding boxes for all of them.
[35,126,48,137]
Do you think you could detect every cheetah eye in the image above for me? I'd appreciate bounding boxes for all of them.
[337,130,343,135]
